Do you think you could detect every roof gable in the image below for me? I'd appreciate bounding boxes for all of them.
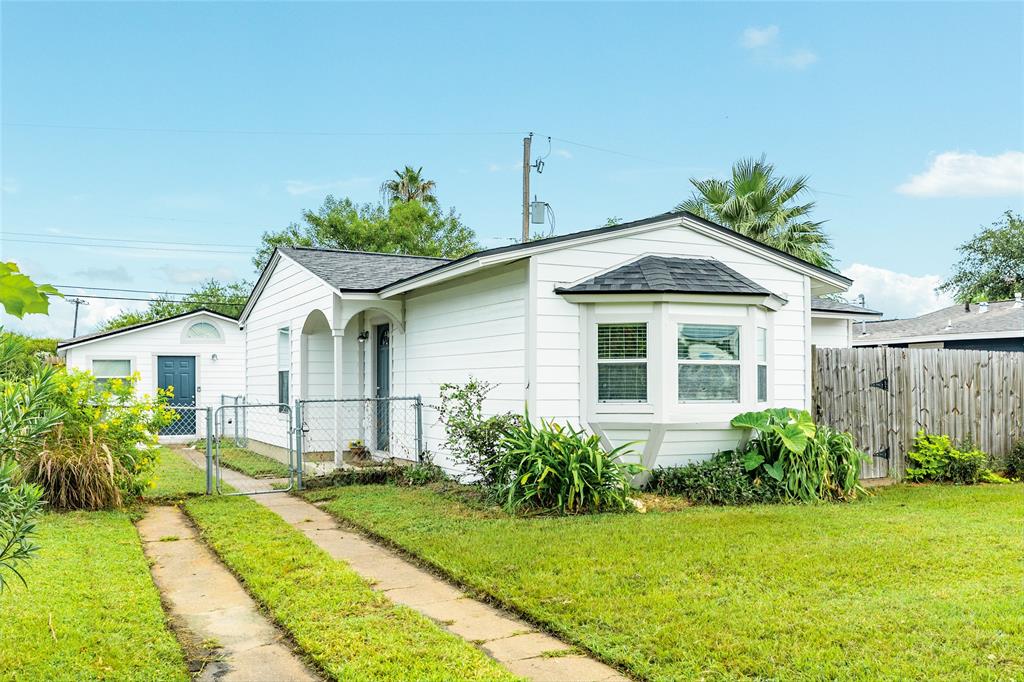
[57,309,238,349]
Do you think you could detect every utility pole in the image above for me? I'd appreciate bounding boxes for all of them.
[68,297,89,337]
[521,132,532,243]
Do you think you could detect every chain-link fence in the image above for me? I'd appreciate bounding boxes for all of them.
[160,400,209,439]
[213,402,295,495]
[296,397,423,472]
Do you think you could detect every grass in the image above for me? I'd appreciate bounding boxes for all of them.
[215,443,291,479]
[309,483,1024,682]
[146,446,210,499]
[183,495,516,682]
[0,511,189,682]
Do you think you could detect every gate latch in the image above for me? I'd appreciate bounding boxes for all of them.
[300,420,310,434]
[870,377,889,391]
[873,447,890,460]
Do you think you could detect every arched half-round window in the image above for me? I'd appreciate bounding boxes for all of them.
[185,321,221,340]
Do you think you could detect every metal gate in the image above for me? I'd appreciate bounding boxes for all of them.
[295,396,424,472]
[211,402,297,495]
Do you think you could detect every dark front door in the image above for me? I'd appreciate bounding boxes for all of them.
[375,325,390,450]
[158,356,196,435]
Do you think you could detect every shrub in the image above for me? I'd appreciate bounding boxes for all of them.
[37,370,177,501]
[648,451,782,505]
[436,379,520,484]
[906,431,991,485]
[1006,439,1024,478]
[0,459,44,592]
[731,408,866,502]
[489,412,643,514]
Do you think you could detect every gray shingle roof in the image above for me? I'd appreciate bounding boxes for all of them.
[811,297,883,316]
[554,256,775,296]
[279,246,450,292]
[859,299,1024,342]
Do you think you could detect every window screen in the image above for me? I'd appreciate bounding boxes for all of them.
[597,323,647,402]
[277,328,290,411]
[678,324,740,402]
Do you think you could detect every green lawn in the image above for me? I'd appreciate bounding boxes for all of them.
[216,443,292,478]
[146,446,210,499]
[309,483,1024,682]
[183,495,516,682]
[0,512,190,682]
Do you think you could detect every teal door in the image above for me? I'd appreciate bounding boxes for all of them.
[375,325,390,450]
[158,356,196,435]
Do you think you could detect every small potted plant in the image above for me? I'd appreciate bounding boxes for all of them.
[348,439,369,461]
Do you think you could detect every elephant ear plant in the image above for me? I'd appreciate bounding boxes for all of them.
[731,408,865,502]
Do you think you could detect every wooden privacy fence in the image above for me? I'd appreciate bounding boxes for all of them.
[813,347,1024,479]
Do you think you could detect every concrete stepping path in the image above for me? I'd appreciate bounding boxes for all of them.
[179,449,628,681]
[138,505,320,682]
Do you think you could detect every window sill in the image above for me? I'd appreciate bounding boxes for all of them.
[595,402,654,415]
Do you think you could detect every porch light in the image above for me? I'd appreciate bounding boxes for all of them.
[357,331,370,343]
[211,353,219,361]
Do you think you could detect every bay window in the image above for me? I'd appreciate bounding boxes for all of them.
[597,323,647,402]
[677,324,740,402]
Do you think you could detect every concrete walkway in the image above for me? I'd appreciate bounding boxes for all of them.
[138,505,320,682]
[181,448,628,682]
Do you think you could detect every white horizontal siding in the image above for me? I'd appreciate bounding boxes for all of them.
[811,317,852,348]
[398,261,528,472]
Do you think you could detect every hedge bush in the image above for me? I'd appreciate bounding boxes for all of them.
[647,451,782,505]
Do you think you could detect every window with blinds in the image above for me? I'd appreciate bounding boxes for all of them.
[597,323,647,402]
[678,324,740,401]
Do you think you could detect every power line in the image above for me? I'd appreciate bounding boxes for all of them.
[58,292,245,304]
[55,284,228,296]
[3,122,529,138]
[3,231,256,250]
[2,238,253,255]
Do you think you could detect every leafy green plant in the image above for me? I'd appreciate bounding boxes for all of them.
[907,431,991,485]
[0,460,44,591]
[647,451,782,505]
[1005,439,1024,479]
[490,411,643,514]
[437,378,520,485]
[731,408,865,502]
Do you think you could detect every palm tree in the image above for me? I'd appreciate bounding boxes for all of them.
[675,156,834,269]
[381,166,438,206]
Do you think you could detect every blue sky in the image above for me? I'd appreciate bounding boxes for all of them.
[2,1,1022,337]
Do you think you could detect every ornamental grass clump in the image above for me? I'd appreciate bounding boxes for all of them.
[489,411,643,514]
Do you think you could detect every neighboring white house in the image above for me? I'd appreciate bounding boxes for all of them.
[810,297,884,348]
[237,211,874,473]
[57,309,244,440]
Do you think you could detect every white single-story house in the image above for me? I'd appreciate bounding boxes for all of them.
[57,309,244,439]
[56,211,879,472]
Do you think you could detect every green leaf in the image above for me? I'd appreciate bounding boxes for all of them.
[763,461,784,481]
[731,411,771,431]
[742,451,765,471]
[779,424,809,454]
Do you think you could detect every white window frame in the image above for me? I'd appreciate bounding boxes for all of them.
[92,358,133,387]
[277,327,290,411]
[588,309,656,415]
[756,326,769,403]
[596,321,649,404]
[181,320,223,343]
[676,323,742,404]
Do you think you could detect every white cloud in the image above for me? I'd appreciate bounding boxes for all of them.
[896,151,1024,198]
[72,265,133,282]
[740,25,817,70]
[159,265,236,285]
[487,161,524,173]
[842,263,955,319]
[741,25,779,49]
[0,294,143,339]
[284,177,375,196]
[779,49,818,69]
[554,149,573,160]
[2,177,20,194]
